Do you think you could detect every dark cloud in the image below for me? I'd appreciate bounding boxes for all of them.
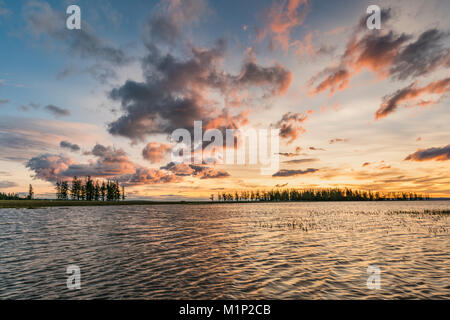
[375,77,450,119]
[161,162,230,179]
[237,61,292,96]
[44,104,70,118]
[308,8,450,98]
[60,140,80,152]
[275,183,288,188]
[283,158,318,164]
[25,1,128,65]
[272,168,318,177]
[0,117,97,162]
[278,146,303,157]
[118,167,182,186]
[275,112,308,144]
[0,181,18,189]
[404,144,450,161]
[144,0,208,46]
[0,119,54,161]
[26,154,74,182]
[109,37,291,141]
[390,29,450,80]
[0,99,9,106]
[309,147,326,151]
[329,138,348,144]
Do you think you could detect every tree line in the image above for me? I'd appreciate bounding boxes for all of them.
[56,176,125,201]
[0,184,34,200]
[215,188,429,202]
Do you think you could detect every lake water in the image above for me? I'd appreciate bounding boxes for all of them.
[0,201,449,299]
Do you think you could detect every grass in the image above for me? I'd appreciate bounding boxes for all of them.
[390,209,450,215]
[0,200,212,209]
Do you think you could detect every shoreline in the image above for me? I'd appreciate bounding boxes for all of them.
[1,199,448,209]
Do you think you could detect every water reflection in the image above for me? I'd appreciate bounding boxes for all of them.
[0,201,449,299]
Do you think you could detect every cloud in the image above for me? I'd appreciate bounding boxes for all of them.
[25,1,128,65]
[0,181,18,189]
[390,29,450,80]
[261,0,310,51]
[60,140,80,152]
[118,167,182,186]
[238,61,292,96]
[404,144,450,161]
[44,104,70,118]
[275,183,288,187]
[26,154,74,182]
[144,0,209,45]
[308,69,351,96]
[309,146,325,151]
[161,162,230,179]
[294,31,335,60]
[25,144,182,186]
[272,168,318,177]
[362,162,371,167]
[329,138,348,144]
[283,158,318,164]
[0,99,9,106]
[308,8,450,97]
[109,37,291,142]
[0,117,100,162]
[375,77,450,119]
[274,112,308,144]
[142,142,172,163]
[277,146,303,157]
[25,143,227,186]
[24,0,130,83]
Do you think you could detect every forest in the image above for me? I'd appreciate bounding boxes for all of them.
[215,188,429,202]
[55,176,125,201]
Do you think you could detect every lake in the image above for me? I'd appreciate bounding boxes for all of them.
[0,201,449,299]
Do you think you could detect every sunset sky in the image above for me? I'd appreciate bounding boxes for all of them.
[0,0,449,199]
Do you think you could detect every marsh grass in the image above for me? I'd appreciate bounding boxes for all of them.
[389,209,450,215]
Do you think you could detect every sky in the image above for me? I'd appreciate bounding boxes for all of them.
[0,0,449,200]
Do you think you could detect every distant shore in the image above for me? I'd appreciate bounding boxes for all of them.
[0,198,448,209]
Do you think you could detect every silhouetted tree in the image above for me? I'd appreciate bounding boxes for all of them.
[27,184,34,200]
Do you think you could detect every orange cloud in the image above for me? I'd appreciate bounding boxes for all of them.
[275,112,308,144]
[143,142,172,163]
[405,144,450,161]
[262,0,310,51]
[375,78,450,120]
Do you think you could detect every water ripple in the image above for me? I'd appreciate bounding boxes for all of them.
[0,201,449,299]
